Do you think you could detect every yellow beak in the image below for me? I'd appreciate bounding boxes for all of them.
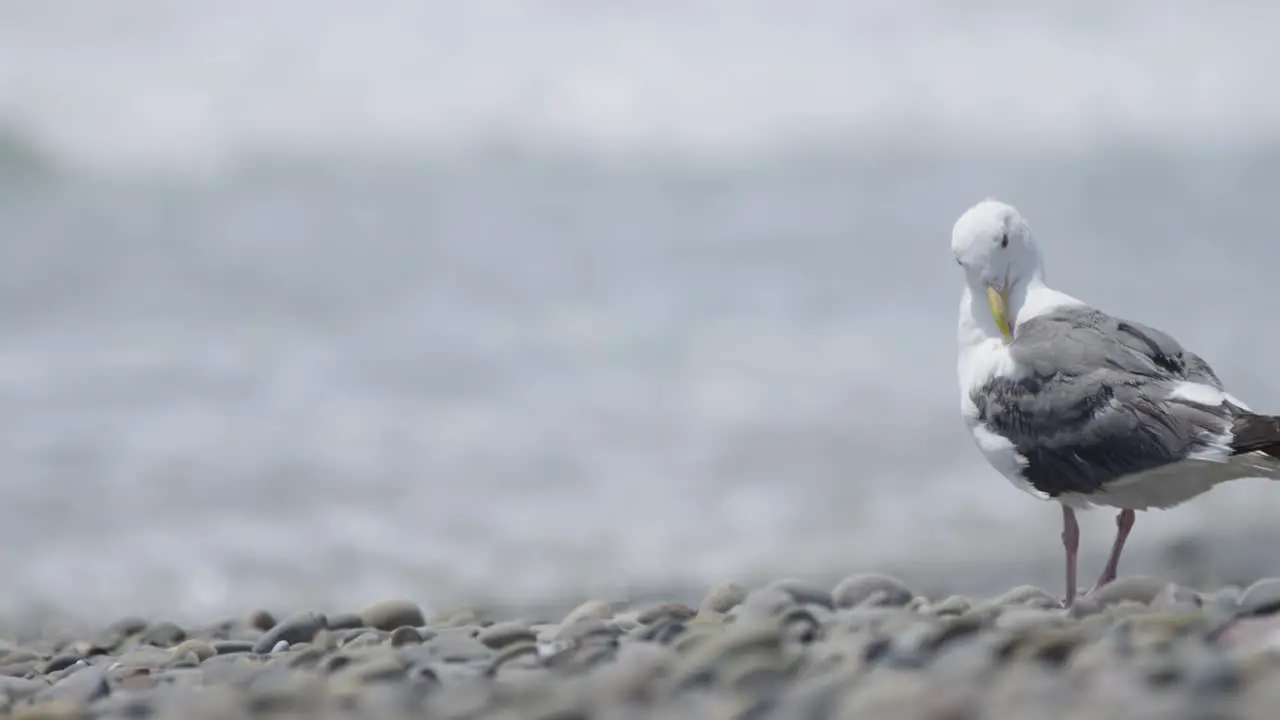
[987,283,1013,340]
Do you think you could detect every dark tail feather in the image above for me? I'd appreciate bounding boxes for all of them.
[1230,413,1280,460]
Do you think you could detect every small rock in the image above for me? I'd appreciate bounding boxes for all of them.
[138,621,187,648]
[390,627,423,647]
[270,641,290,653]
[360,600,426,631]
[246,610,277,632]
[169,639,216,663]
[252,612,328,654]
[768,579,836,609]
[832,574,915,609]
[1087,576,1168,606]
[38,653,81,675]
[477,622,537,650]
[212,640,256,655]
[636,603,697,625]
[1239,578,1280,616]
[554,618,622,645]
[33,665,109,705]
[699,582,748,615]
[330,654,408,684]
[988,585,1061,609]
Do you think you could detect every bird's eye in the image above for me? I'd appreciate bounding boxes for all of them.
[1000,234,1009,248]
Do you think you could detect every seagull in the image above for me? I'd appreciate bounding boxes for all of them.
[952,198,1280,606]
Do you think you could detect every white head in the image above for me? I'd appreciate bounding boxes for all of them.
[951,199,1044,340]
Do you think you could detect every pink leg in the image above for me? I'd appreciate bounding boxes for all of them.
[1089,509,1135,592]
[1061,505,1080,607]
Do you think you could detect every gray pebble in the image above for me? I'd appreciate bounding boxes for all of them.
[138,620,188,647]
[768,578,836,609]
[360,600,426,631]
[39,652,82,675]
[1088,576,1169,606]
[34,664,109,705]
[554,618,622,644]
[390,626,423,647]
[1239,578,1280,616]
[213,640,256,655]
[989,585,1062,609]
[271,640,290,653]
[635,602,697,625]
[329,654,408,684]
[477,621,537,650]
[252,611,327,654]
[832,574,914,609]
[699,582,748,615]
[342,631,388,649]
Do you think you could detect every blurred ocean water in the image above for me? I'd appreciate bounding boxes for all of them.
[2,0,1280,623]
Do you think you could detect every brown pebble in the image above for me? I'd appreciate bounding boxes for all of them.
[246,609,277,632]
[360,600,426,631]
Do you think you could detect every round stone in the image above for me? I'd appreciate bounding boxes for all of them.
[832,574,914,609]
[699,583,748,615]
[768,579,836,609]
[359,600,426,631]
[389,627,423,647]
[477,622,537,650]
[252,612,328,654]
[138,621,187,648]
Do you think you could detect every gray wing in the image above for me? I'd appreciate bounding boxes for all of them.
[971,306,1236,497]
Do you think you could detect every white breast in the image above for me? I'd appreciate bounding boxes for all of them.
[957,292,1047,500]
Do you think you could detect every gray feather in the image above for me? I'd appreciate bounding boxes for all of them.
[971,306,1236,497]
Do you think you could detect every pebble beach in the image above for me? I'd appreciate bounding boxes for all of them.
[4,574,1280,719]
